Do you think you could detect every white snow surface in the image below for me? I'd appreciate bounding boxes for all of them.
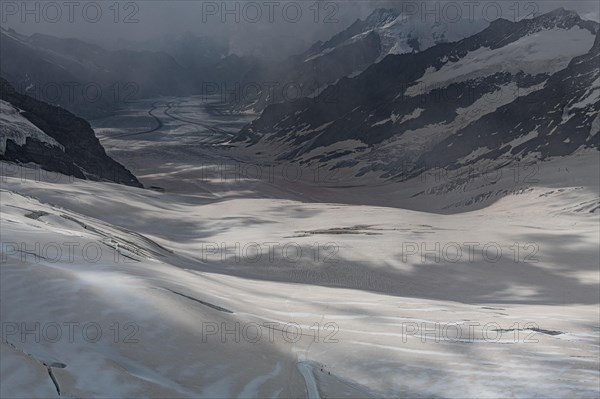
[0,100,64,154]
[406,27,596,96]
[306,13,488,64]
[1,96,599,398]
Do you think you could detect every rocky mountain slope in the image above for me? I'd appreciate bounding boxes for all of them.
[0,78,141,187]
[228,8,486,113]
[415,21,600,175]
[232,8,599,181]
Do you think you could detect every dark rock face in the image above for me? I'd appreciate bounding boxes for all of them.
[0,78,142,187]
[232,8,599,178]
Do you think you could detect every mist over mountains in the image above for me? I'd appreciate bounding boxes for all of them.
[1,6,599,182]
[1,4,599,398]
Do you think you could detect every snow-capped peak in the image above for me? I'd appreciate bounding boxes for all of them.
[362,8,401,28]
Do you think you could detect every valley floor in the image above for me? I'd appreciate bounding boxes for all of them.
[1,96,598,398]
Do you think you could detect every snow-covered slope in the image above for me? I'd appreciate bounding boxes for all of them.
[0,100,63,154]
[1,149,598,397]
[306,7,487,64]
[415,20,600,175]
[2,86,598,397]
[405,26,593,96]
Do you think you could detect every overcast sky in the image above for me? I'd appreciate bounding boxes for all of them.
[2,1,598,57]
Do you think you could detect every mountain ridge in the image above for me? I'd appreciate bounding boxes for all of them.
[231,8,599,181]
[0,78,142,187]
